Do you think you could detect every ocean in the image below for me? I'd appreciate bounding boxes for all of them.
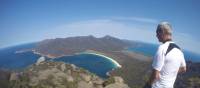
[0,43,40,70]
[0,43,117,78]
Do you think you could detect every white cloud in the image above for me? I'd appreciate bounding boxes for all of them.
[45,19,128,38]
[46,18,157,41]
[112,16,159,24]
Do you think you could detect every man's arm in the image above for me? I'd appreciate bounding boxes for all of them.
[148,69,160,85]
[178,66,186,73]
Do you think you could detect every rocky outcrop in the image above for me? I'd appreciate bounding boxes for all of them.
[9,61,129,88]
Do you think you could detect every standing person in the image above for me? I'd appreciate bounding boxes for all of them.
[146,22,186,88]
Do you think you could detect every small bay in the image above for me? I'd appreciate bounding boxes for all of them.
[0,43,118,78]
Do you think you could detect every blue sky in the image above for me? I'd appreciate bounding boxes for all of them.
[0,0,200,54]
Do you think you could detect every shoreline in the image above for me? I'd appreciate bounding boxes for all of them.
[31,50,122,78]
[31,49,122,68]
[80,52,122,68]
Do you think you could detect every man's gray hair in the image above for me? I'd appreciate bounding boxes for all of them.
[156,22,172,35]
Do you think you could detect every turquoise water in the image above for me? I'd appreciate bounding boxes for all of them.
[128,42,158,56]
[0,43,117,78]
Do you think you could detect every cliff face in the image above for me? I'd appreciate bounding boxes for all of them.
[9,61,129,88]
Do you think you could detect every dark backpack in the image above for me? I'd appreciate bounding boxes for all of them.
[165,43,181,56]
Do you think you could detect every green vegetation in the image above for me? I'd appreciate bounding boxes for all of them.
[188,75,200,87]
[103,77,115,86]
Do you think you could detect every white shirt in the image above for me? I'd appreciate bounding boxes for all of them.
[152,41,186,88]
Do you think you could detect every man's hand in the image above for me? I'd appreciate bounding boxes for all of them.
[178,66,186,73]
[147,69,160,86]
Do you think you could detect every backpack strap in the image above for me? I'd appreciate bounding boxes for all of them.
[165,43,181,56]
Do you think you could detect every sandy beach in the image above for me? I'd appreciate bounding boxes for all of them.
[80,51,122,68]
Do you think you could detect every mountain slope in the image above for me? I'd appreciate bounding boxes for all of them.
[34,35,131,58]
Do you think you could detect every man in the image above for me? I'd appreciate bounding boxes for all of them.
[147,22,186,88]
